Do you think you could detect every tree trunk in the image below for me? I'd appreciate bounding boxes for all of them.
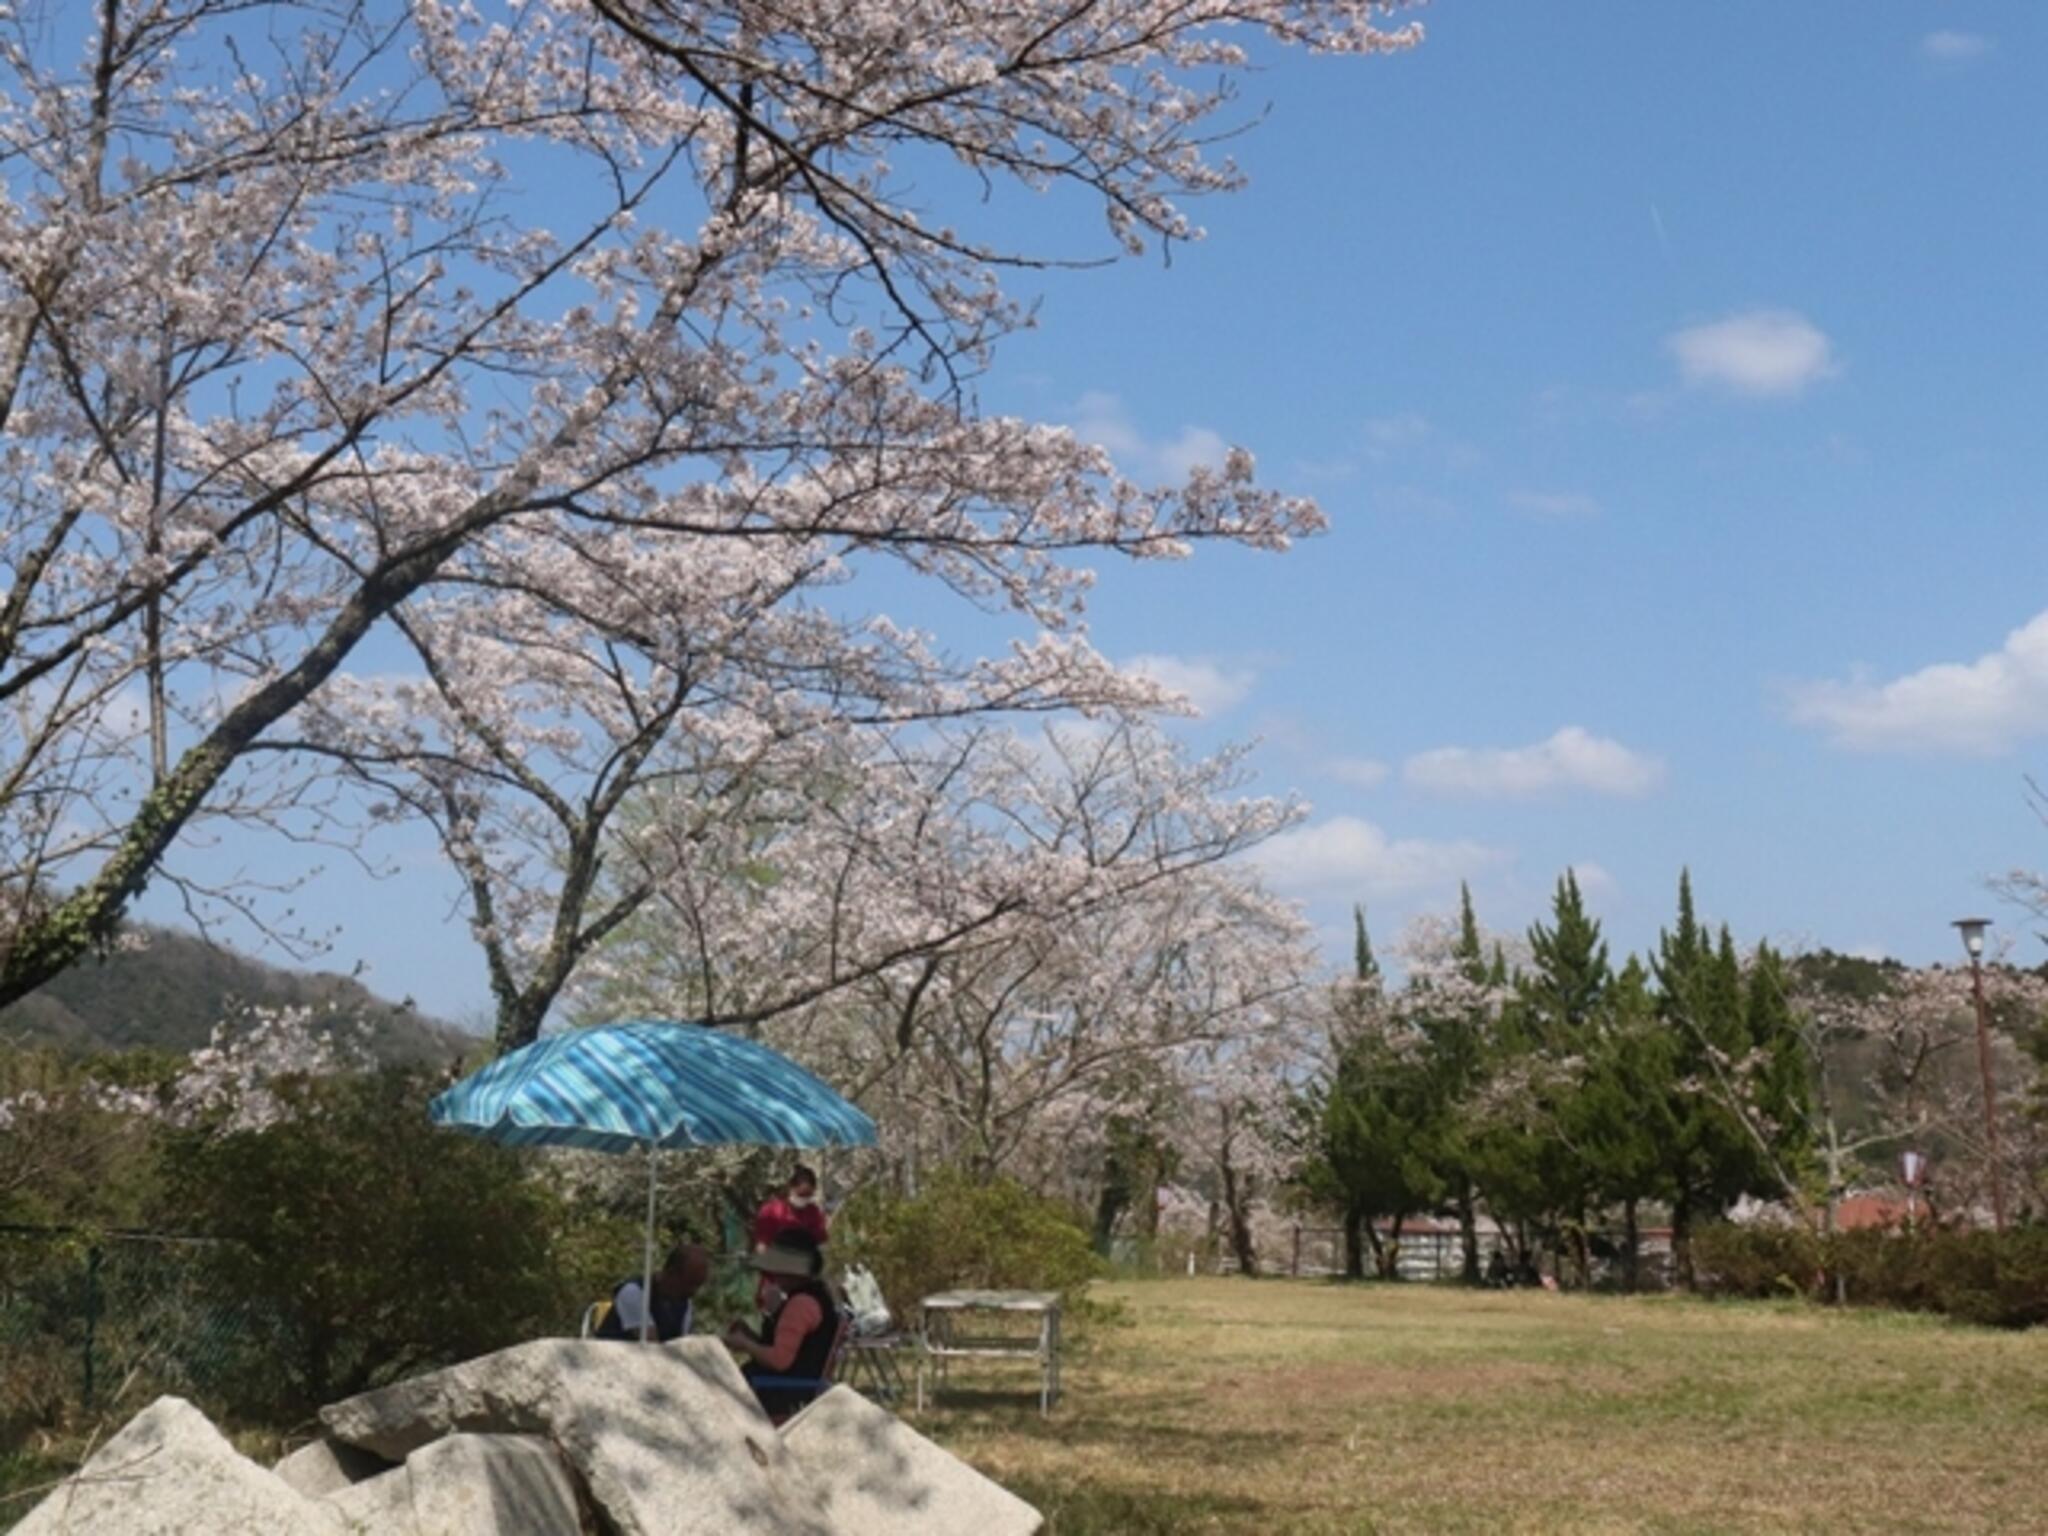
[1621,1196,1641,1293]
[1227,1198,1258,1278]
[1134,1165,1161,1243]
[1457,1183,1480,1285]
[1342,1204,1367,1280]
[0,466,561,1010]
[1219,1159,1258,1277]
[1093,1183,1127,1253]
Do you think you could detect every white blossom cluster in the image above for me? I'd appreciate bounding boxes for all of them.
[0,0,1419,1022]
[162,1008,376,1133]
[0,1006,371,1145]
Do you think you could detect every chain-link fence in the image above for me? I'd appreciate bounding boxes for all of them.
[0,1225,283,1435]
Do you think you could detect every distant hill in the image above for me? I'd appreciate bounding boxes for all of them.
[0,923,479,1066]
[1786,948,1908,1003]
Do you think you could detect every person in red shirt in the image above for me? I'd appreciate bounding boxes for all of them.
[752,1164,829,1250]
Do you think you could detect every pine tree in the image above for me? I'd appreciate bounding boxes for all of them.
[1571,956,1674,1291]
[1524,872,1610,1038]
[1648,873,1795,1287]
[1741,941,1811,1183]
[1415,884,1492,1282]
[1353,904,1378,984]
[1496,873,1618,1285]
[1454,883,1485,983]
[1301,1009,1441,1281]
[1654,869,1706,994]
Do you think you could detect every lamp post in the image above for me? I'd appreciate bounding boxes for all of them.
[1951,918,2007,1233]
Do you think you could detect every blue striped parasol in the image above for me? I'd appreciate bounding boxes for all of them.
[430,1020,875,1337]
[429,1020,876,1152]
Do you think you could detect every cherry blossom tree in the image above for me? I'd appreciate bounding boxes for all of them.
[1790,961,2048,1227]
[587,718,1311,1184]
[0,0,1420,1016]
[1170,935,1324,1275]
[0,1002,365,1228]
[1680,956,2048,1228]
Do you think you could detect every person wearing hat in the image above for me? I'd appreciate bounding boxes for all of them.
[722,1230,841,1419]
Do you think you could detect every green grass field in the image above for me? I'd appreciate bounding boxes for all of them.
[928,1278,2048,1535]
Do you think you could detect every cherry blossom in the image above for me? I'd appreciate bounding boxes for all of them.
[0,0,1419,1013]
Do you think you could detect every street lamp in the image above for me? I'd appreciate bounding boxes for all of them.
[1951,917,2006,1232]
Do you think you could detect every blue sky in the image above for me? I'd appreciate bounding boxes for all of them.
[140,4,2048,1017]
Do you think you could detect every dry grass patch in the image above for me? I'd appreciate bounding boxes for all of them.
[924,1277,2048,1535]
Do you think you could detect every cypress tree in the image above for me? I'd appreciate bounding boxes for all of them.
[1515,872,1615,1284]
[1353,903,1378,984]
[1454,882,1485,983]
[1524,871,1610,1037]
[1649,874,1790,1287]
[1741,941,1811,1176]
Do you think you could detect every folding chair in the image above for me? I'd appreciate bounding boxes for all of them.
[579,1295,692,1340]
[748,1309,853,1426]
[837,1265,911,1404]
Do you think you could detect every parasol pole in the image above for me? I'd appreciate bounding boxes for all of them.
[640,1140,658,1342]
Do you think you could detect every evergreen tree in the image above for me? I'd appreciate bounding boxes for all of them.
[1413,884,1494,1282]
[1455,883,1485,983]
[1515,873,1616,1283]
[1740,940,1812,1187]
[1569,956,1675,1290]
[1648,874,1800,1286]
[1353,904,1378,984]
[1296,916,1442,1281]
[1524,872,1609,1037]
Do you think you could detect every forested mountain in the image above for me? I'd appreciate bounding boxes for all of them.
[0,924,475,1065]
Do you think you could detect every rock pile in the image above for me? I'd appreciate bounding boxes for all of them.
[13,1338,1043,1535]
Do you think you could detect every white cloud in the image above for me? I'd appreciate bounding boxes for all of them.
[1922,30,1990,61]
[1785,610,2048,754]
[1323,756,1391,789]
[1071,391,1229,481]
[1667,310,1836,398]
[1363,412,1432,460]
[1508,489,1601,520]
[1405,727,1666,799]
[1123,653,1255,717]
[1250,815,1505,899]
[1154,426,1229,481]
[1568,861,1615,897]
[1374,485,1458,520]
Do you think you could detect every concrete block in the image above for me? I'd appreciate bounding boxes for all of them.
[323,1434,580,1535]
[12,1396,343,1536]
[321,1338,837,1536]
[781,1386,1042,1536]
[274,1435,391,1497]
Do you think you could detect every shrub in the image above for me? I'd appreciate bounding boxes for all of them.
[1693,1221,2048,1328]
[159,1066,596,1416]
[834,1169,1104,1322]
[1897,1227,2048,1329]
[1691,1222,1822,1299]
[0,1046,175,1230]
